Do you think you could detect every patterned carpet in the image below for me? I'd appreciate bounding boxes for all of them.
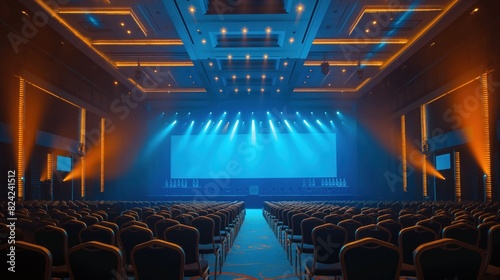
[206,209,299,280]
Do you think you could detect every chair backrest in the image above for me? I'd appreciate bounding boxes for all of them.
[80,215,99,226]
[477,221,498,250]
[398,225,437,265]
[300,217,325,246]
[191,216,215,245]
[487,224,500,268]
[312,224,347,264]
[0,241,52,280]
[175,214,194,225]
[338,219,363,243]
[144,214,164,233]
[324,213,342,225]
[79,224,115,245]
[355,224,391,242]
[442,222,479,246]
[33,225,68,266]
[67,241,124,280]
[165,224,200,265]
[291,213,309,236]
[97,221,119,238]
[414,238,485,280]
[416,218,442,237]
[398,214,420,228]
[156,218,181,240]
[340,237,401,280]
[431,214,452,229]
[117,225,154,266]
[377,219,403,246]
[352,214,374,226]
[207,214,222,237]
[60,220,87,249]
[114,214,136,229]
[131,239,185,280]
[121,220,148,229]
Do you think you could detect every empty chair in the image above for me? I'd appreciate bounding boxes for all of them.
[377,219,403,246]
[398,214,420,228]
[338,219,363,243]
[398,225,437,276]
[33,225,69,278]
[0,241,52,280]
[175,213,194,225]
[131,239,185,280]
[324,213,343,225]
[165,224,210,280]
[67,241,125,280]
[117,225,154,275]
[296,217,325,278]
[80,215,99,226]
[414,238,485,280]
[60,220,86,249]
[191,216,222,276]
[155,218,180,240]
[340,237,401,280]
[207,213,227,262]
[486,224,500,277]
[478,221,498,251]
[352,214,374,226]
[114,214,136,229]
[144,214,164,235]
[121,220,148,229]
[442,222,480,246]
[79,224,115,245]
[304,224,347,279]
[416,218,442,237]
[287,213,309,263]
[355,224,391,242]
[97,221,120,243]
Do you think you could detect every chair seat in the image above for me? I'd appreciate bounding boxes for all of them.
[298,243,314,254]
[214,236,226,243]
[288,235,301,243]
[52,264,70,278]
[198,243,221,255]
[305,260,342,276]
[184,260,209,276]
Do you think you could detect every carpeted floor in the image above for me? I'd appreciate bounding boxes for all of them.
[208,209,299,280]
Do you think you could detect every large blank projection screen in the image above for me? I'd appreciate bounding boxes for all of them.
[171,133,337,179]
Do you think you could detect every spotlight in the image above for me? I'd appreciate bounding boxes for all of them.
[321,61,330,75]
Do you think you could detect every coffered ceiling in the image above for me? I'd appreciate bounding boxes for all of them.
[25,0,475,109]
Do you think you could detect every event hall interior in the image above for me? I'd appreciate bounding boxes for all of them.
[1,0,500,279]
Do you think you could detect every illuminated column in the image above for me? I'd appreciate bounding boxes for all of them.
[481,73,491,202]
[100,118,105,193]
[401,115,407,192]
[454,151,461,202]
[18,77,26,201]
[47,153,53,200]
[80,108,86,199]
[420,104,428,197]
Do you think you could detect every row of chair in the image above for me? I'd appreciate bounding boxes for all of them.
[0,200,246,279]
[263,200,500,279]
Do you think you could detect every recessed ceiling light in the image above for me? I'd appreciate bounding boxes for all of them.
[235,88,238,92]
[284,61,288,66]
[297,4,304,12]
[219,89,222,92]
[246,54,250,59]
[209,62,213,67]
[365,29,369,33]
[201,39,206,44]
[263,54,268,59]
[189,75,192,78]
[277,89,280,93]
[247,88,251,92]
[242,27,248,34]
[232,75,236,79]
[227,54,232,59]
[372,20,377,25]
[328,83,331,86]
[154,69,157,73]
[471,7,479,14]
[127,30,131,34]
[342,69,346,73]
[430,42,436,47]
[261,88,264,92]
[246,74,250,79]
[306,75,310,78]
[221,27,227,34]
[215,77,219,81]
[266,27,271,33]
[189,6,195,13]
[280,76,284,80]
[114,81,118,85]
[289,37,294,44]
[309,69,313,72]
[262,74,266,79]
[120,22,125,27]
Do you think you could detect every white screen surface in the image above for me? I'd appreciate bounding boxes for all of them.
[170,133,337,179]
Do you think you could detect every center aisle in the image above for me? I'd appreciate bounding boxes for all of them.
[217,209,299,280]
